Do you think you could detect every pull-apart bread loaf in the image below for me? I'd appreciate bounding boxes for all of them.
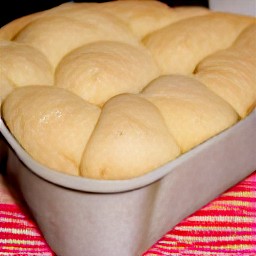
[1,1,255,180]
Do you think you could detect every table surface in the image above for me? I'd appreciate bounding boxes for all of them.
[0,170,255,256]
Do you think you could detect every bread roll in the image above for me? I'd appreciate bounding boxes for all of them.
[55,41,160,106]
[142,75,238,152]
[86,0,174,39]
[0,2,95,40]
[0,11,44,40]
[232,23,256,51]
[195,24,256,118]
[81,94,180,180]
[0,73,15,104]
[51,8,139,46]
[2,86,101,176]
[14,13,139,68]
[143,12,254,75]
[167,6,210,22]
[0,40,53,88]
[45,1,96,16]
[86,1,209,39]
[46,1,100,17]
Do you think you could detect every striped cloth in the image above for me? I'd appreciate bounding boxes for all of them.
[0,171,255,255]
[143,171,256,255]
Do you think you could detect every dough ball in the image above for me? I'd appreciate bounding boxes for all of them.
[195,23,256,118]
[0,40,53,87]
[0,73,15,104]
[142,75,238,152]
[81,93,180,180]
[15,14,139,68]
[55,41,160,106]
[2,86,101,175]
[143,12,253,75]
[89,1,209,39]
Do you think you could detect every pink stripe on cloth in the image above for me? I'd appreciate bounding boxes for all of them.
[252,173,256,243]
[143,171,256,256]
